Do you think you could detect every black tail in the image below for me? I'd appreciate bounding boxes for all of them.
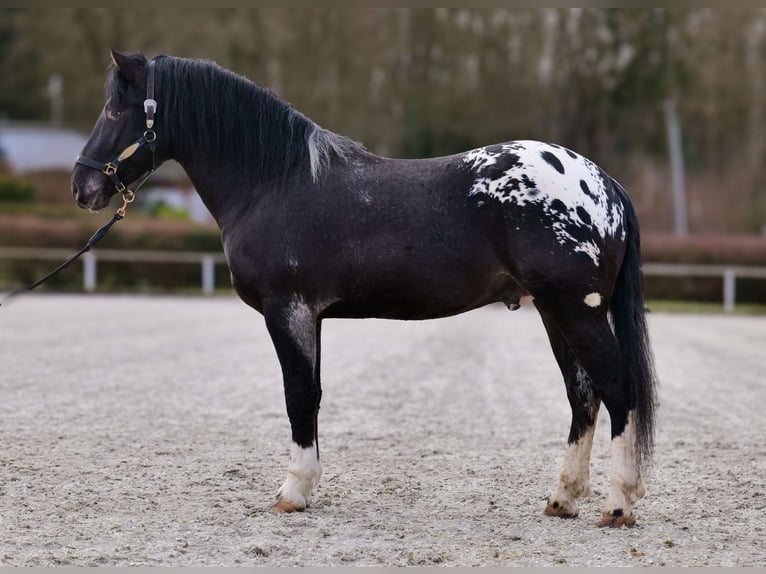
[609,177,658,469]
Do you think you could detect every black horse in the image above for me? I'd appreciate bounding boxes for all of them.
[71,50,657,527]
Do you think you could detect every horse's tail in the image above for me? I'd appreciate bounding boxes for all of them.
[609,177,658,470]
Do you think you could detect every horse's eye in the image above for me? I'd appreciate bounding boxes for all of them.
[106,108,122,121]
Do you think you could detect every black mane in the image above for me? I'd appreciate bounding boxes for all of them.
[106,54,357,184]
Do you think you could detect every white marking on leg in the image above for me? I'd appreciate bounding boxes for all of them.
[548,410,598,515]
[285,297,316,364]
[584,292,602,308]
[276,441,322,510]
[604,410,644,518]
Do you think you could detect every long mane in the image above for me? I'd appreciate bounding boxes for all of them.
[106,54,358,183]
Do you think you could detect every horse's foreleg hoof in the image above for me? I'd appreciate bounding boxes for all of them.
[543,499,578,519]
[599,509,636,528]
[271,500,304,514]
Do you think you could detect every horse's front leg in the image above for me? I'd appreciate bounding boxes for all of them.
[264,298,322,513]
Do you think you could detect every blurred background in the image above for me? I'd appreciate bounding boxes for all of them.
[1,8,766,306]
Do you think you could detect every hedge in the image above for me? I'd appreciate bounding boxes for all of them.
[640,233,766,304]
[0,177,35,203]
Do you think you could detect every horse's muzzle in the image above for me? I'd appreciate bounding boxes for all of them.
[70,172,111,212]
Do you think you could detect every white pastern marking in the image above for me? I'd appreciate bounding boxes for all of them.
[584,292,602,308]
[285,297,316,364]
[605,410,644,515]
[276,441,322,509]
[549,409,599,515]
[464,140,626,265]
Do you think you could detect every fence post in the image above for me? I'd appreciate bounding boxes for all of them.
[201,255,215,295]
[83,252,97,292]
[723,268,736,312]
[663,99,689,237]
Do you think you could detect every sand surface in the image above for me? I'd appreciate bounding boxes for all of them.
[1,295,764,566]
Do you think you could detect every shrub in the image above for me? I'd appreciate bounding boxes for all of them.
[0,176,35,203]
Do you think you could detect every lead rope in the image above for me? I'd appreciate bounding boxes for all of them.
[0,191,134,307]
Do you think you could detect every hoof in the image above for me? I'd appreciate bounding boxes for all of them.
[271,500,303,514]
[544,500,578,519]
[599,509,635,528]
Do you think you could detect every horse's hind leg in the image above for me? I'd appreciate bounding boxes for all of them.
[538,308,601,519]
[264,297,322,513]
[536,297,644,527]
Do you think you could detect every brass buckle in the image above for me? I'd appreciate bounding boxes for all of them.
[103,162,118,176]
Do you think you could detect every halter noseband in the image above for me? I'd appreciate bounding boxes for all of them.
[76,59,158,204]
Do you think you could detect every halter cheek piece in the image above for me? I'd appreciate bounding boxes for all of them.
[76,59,158,206]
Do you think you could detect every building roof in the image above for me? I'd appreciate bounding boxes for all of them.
[0,122,188,183]
[0,124,87,173]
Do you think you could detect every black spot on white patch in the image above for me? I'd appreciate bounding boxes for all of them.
[541,150,565,174]
[580,179,598,200]
[474,152,523,182]
[549,198,567,213]
[494,152,522,173]
[521,173,536,189]
[565,149,577,159]
[576,205,592,225]
[563,221,592,243]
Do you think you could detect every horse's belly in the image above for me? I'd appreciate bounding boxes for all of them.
[324,268,524,320]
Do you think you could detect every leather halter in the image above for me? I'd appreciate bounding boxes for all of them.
[76,59,158,203]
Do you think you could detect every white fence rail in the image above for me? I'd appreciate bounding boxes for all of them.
[2,248,766,309]
[0,247,227,295]
[640,263,766,312]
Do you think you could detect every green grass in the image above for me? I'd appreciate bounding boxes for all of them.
[646,299,766,315]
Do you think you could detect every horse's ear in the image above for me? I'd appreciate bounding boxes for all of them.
[110,49,146,87]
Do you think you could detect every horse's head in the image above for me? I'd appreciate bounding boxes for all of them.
[71,49,160,212]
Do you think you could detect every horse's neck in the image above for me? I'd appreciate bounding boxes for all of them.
[175,156,257,228]
[169,105,297,225]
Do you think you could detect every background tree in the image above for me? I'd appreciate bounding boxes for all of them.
[1,8,765,233]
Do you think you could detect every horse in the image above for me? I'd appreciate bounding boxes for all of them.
[71,49,658,528]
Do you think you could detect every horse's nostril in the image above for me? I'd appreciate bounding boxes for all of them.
[71,181,84,204]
